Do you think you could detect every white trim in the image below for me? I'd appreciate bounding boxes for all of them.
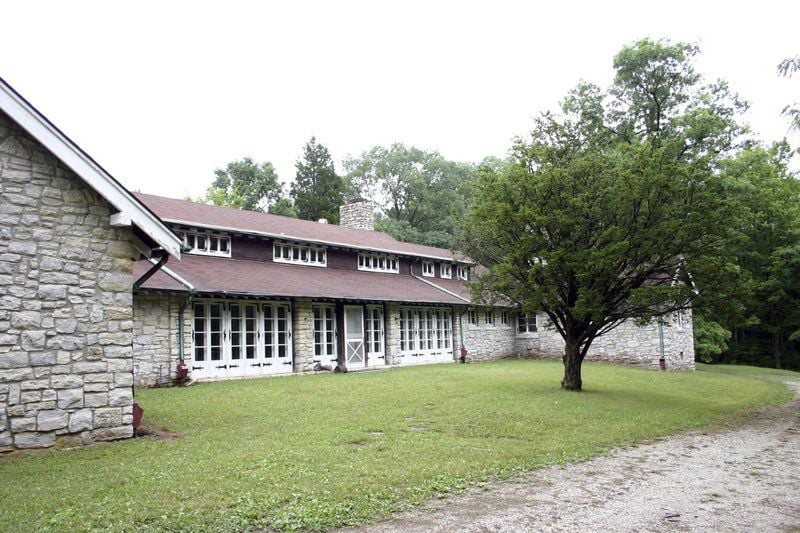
[148,257,195,290]
[160,217,464,263]
[411,274,470,303]
[0,78,181,259]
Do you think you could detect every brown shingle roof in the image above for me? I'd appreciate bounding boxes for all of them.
[133,192,465,262]
[134,255,468,305]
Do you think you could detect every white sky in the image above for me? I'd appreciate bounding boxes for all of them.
[2,1,798,200]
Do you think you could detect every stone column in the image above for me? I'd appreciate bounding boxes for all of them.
[292,299,314,372]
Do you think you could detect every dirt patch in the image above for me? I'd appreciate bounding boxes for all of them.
[343,381,800,532]
[134,426,183,440]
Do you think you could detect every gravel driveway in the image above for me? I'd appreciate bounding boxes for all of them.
[346,381,799,532]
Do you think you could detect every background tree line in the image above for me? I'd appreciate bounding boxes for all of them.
[198,46,799,376]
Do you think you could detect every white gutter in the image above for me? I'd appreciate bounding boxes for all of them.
[147,257,195,290]
[411,274,471,304]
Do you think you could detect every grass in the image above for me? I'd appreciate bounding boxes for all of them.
[0,360,795,531]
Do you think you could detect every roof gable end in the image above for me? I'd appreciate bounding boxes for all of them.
[0,77,181,258]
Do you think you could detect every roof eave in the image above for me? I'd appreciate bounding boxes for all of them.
[0,77,181,259]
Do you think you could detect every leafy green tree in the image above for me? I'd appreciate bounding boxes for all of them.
[693,315,732,363]
[719,144,800,369]
[344,144,476,248]
[290,137,344,223]
[206,157,284,212]
[778,56,800,132]
[461,39,748,390]
[268,197,299,218]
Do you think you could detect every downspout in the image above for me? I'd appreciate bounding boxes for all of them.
[658,317,666,370]
[177,291,196,362]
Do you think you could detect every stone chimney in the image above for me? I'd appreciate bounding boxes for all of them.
[339,197,374,231]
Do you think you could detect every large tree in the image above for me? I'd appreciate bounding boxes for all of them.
[712,144,800,369]
[206,157,285,212]
[778,56,800,133]
[343,144,476,248]
[290,137,344,223]
[461,39,748,390]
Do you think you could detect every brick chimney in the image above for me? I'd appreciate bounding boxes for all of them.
[339,197,374,231]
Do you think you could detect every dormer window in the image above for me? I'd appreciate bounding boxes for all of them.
[177,230,231,257]
[358,252,399,273]
[422,261,434,277]
[274,242,327,267]
[456,265,468,280]
[440,264,452,279]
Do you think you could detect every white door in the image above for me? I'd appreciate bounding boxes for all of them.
[191,301,226,379]
[262,303,293,374]
[365,306,385,366]
[313,305,338,368]
[344,305,365,369]
[229,302,259,377]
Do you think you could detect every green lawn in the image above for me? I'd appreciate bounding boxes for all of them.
[0,360,795,531]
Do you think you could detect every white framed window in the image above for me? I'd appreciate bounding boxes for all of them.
[456,265,468,280]
[177,230,231,257]
[500,311,509,326]
[422,260,434,277]
[399,307,452,355]
[468,309,477,325]
[517,313,538,334]
[484,311,494,327]
[677,310,686,329]
[273,242,327,267]
[358,252,399,273]
[440,264,452,279]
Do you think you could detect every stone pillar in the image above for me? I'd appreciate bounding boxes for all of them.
[293,299,314,372]
[384,303,401,365]
[339,198,374,231]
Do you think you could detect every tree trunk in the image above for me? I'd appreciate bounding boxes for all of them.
[773,332,782,370]
[562,337,583,391]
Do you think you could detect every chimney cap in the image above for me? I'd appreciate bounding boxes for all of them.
[347,196,368,204]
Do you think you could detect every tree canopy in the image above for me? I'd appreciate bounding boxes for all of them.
[290,137,345,223]
[344,144,476,248]
[206,157,285,212]
[461,38,749,390]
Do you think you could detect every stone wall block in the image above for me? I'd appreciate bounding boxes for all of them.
[68,409,92,432]
[108,387,132,407]
[0,352,29,369]
[9,416,36,432]
[93,407,122,428]
[20,331,45,351]
[57,388,83,409]
[37,409,68,431]
[14,431,55,449]
[84,392,109,408]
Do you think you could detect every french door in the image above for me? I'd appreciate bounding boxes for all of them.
[365,306,385,366]
[192,300,293,379]
[312,304,338,368]
[397,307,453,365]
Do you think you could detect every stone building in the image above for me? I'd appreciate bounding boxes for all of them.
[1,78,694,451]
[130,192,695,388]
[0,78,181,451]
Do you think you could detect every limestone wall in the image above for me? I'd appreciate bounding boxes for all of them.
[515,312,695,370]
[132,293,190,387]
[461,309,516,361]
[0,110,137,451]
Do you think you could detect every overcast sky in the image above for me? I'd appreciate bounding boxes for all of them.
[3,1,798,200]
